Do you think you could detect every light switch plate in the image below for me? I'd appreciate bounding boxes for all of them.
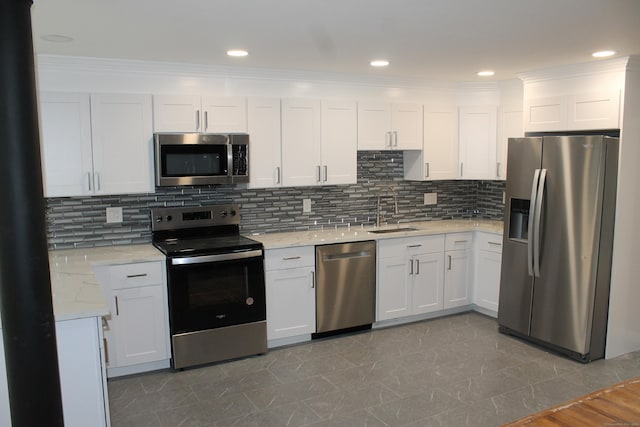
[106,207,123,223]
[424,193,437,205]
[302,199,312,213]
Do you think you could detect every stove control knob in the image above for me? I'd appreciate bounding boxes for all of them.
[220,210,227,218]
[166,215,173,222]
[155,215,163,222]
[230,209,237,217]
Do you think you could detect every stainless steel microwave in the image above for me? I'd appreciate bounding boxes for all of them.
[154,133,249,186]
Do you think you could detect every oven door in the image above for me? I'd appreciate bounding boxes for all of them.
[167,249,265,335]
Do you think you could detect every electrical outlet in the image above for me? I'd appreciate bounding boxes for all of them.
[302,199,312,213]
[423,193,437,205]
[106,207,123,223]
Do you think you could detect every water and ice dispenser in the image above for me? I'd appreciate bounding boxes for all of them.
[509,198,530,241]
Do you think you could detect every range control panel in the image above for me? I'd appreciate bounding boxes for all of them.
[150,204,240,231]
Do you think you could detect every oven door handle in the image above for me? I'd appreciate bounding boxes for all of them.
[171,249,263,265]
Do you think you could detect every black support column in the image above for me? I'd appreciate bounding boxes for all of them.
[0,0,64,426]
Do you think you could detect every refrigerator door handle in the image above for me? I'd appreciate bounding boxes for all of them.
[527,168,541,277]
[533,168,547,278]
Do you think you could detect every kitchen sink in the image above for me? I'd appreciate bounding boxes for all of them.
[369,227,418,234]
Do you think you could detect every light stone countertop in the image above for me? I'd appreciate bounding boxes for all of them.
[249,219,503,250]
[48,244,165,322]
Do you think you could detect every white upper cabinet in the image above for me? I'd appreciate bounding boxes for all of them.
[152,95,247,133]
[281,98,322,186]
[39,92,154,197]
[496,104,524,180]
[357,102,422,150]
[458,106,498,180]
[404,105,459,180]
[523,90,620,132]
[247,97,283,188]
[321,100,357,185]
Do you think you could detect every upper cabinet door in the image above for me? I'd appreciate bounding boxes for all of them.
[567,90,620,130]
[357,102,392,150]
[201,96,247,133]
[90,93,154,195]
[247,97,282,188]
[39,92,94,197]
[391,103,423,150]
[152,95,200,132]
[423,106,459,180]
[523,95,566,132]
[281,98,322,187]
[497,105,524,180]
[321,100,357,185]
[458,106,497,180]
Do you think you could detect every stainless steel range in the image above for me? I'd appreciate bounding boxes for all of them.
[151,204,266,369]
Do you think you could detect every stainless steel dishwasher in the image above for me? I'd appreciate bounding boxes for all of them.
[315,240,376,334]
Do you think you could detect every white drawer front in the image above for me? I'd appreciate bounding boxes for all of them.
[378,234,445,258]
[109,261,163,289]
[445,232,473,251]
[476,232,503,253]
[265,246,315,271]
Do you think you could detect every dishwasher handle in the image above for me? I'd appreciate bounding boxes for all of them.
[322,250,374,261]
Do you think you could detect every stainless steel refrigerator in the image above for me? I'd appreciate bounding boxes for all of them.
[498,135,619,362]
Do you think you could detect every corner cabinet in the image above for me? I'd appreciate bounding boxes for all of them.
[444,233,472,309]
[377,235,445,321]
[404,105,459,180]
[1,317,111,427]
[97,261,170,377]
[39,92,154,197]
[473,232,503,316]
[357,102,422,150]
[152,95,247,133]
[458,106,498,180]
[264,246,316,342]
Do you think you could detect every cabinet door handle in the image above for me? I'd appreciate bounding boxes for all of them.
[311,271,315,288]
[323,165,328,182]
[415,259,420,275]
[386,131,392,147]
[87,172,92,191]
[316,165,322,182]
[409,259,414,275]
[126,273,148,278]
[496,162,501,178]
[103,338,109,365]
[393,130,398,147]
[204,110,209,132]
[195,110,200,131]
[425,162,430,178]
[114,296,119,316]
[282,256,301,260]
[94,172,101,191]
[448,255,452,271]
[460,162,464,177]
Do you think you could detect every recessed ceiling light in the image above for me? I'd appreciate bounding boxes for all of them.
[477,70,495,77]
[40,34,73,43]
[592,50,616,58]
[227,49,248,57]
[370,60,389,67]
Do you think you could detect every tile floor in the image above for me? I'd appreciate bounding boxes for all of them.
[108,312,640,426]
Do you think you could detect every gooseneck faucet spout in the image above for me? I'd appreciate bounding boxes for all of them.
[376,185,398,227]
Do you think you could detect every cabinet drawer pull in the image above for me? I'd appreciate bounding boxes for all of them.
[126,273,148,278]
[488,241,502,246]
[454,240,468,244]
[282,256,301,260]
[448,255,452,271]
[406,244,422,248]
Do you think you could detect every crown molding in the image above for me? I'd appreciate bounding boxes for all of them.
[517,57,630,83]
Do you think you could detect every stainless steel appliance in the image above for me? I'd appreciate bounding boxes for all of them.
[151,204,266,369]
[315,241,376,334]
[498,135,619,362]
[154,133,249,186]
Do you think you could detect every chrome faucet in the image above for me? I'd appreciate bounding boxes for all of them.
[376,185,398,227]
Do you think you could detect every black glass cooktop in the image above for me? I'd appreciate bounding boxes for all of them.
[153,234,262,257]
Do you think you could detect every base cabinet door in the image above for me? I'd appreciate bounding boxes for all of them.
[411,252,445,314]
[377,255,411,321]
[110,285,168,366]
[444,249,471,308]
[265,266,316,340]
[475,250,502,313]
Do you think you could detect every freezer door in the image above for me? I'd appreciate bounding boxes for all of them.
[530,136,607,355]
[498,137,541,335]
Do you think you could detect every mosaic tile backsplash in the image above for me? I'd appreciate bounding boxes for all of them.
[46,151,506,249]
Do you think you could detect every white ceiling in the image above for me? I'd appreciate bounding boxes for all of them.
[30,0,640,83]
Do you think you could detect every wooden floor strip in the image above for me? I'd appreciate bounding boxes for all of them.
[503,377,640,426]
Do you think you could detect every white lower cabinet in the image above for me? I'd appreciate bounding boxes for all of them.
[1,317,110,427]
[265,246,316,341]
[473,232,503,315]
[97,261,170,376]
[377,235,445,321]
[444,233,473,309]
